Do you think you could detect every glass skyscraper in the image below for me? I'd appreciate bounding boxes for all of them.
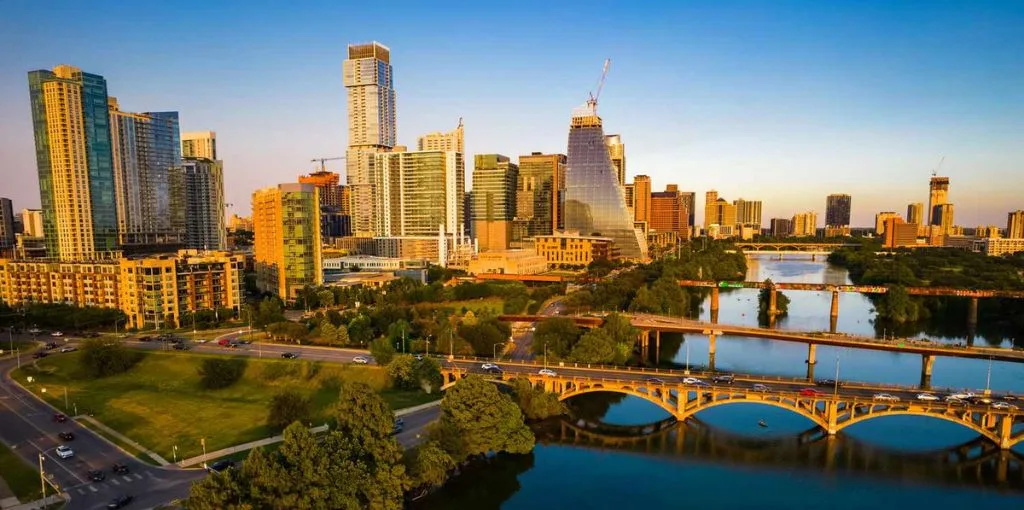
[563,104,647,259]
[28,65,118,259]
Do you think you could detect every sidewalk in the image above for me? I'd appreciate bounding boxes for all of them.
[75,415,171,466]
[2,494,64,510]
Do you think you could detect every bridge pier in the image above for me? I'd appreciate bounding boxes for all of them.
[829,315,838,335]
[639,330,650,362]
[968,297,978,328]
[921,354,935,388]
[805,344,817,380]
[769,288,778,316]
[806,361,815,381]
[654,330,661,365]
[830,290,839,319]
[710,287,720,318]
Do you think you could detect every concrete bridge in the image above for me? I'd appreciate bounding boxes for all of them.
[440,362,1024,450]
[733,242,860,253]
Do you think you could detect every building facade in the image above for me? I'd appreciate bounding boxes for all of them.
[472,154,518,252]
[253,183,323,300]
[371,151,465,237]
[980,238,1024,257]
[604,134,625,185]
[791,212,817,237]
[874,212,900,236]
[882,217,918,248]
[515,152,566,242]
[21,209,44,238]
[770,218,792,237]
[927,176,953,243]
[467,249,548,275]
[825,194,851,230]
[298,170,350,240]
[0,198,13,250]
[181,131,217,160]
[28,65,118,260]
[704,191,738,238]
[173,158,226,250]
[734,198,762,231]
[417,120,464,153]
[533,232,615,267]
[632,175,651,225]
[650,185,690,241]
[563,102,646,260]
[1007,210,1024,239]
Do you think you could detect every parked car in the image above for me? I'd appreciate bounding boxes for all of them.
[915,393,939,401]
[207,460,234,473]
[58,432,75,441]
[392,418,405,434]
[815,379,841,388]
[53,413,68,423]
[112,463,130,475]
[352,356,370,364]
[281,352,298,359]
[50,331,63,337]
[538,368,557,377]
[88,469,106,482]
[800,388,827,397]
[60,346,77,353]
[44,342,58,350]
[32,352,48,359]
[872,393,900,402]
[752,383,770,392]
[56,445,74,459]
[107,495,133,509]
[712,374,735,384]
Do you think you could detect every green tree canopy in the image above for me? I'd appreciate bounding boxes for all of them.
[370,337,397,365]
[79,339,142,378]
[433,375,534,463]
[266,389,313,432]
[531,317,582,359]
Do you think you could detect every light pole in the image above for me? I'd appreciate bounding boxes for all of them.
[684,340,691,375]
[425,339,431,357]
[173,445,178,464]
[7,326,12,355]
[38,453,46,503]
[833,352,841,397]
[201,438,207,469]
[985,357,993,395]
[493,342,505,360]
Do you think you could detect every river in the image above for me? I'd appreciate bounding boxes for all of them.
[414,255,1024,509]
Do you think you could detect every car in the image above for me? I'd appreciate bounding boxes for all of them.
[32,352,48,359]
[538,368,557,377]
[58,432,75,441]
[107,495,134,509]
[646,377,665,384]
[991,401,1019,410]
[281,352,298,359]
[217,338,230,346]
[414,354,424,361]
[44,342,58,350]
[682,377,704,385]
[137,336,152,342]
[53,413,68,423]
[55,445,74,459]
[968,396,993,405]
[484,366,503,375]
[50,331,63,337]
[481,363,499,370]
[915,393,939,401]
[712,374,735,384]
[752,383,770,392]
[944,395,966,405]
[800,388,827,397]
[392,418,405,434]
[60,346,77,353]
[948,392,974,400]
[207,460,234,473]
[872,393,900,402]
[226,342,239,349]
[172,343,190,351]
[197,339,208,343]
[815,379,841,388]
[112,463,129,475]
[1003,394,1018,402]
[28,328,42,335]
[352,356,370,364]
[88,469,107,482]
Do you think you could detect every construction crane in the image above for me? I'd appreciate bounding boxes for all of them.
[311,156,346,174]
[931,155,945,177]
[587,58,612,112]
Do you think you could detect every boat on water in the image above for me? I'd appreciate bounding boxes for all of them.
[758,419,767,428]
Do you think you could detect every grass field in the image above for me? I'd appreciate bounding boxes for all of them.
[12,351,439,462]
[428,297,505,315]
[0,441,41,502]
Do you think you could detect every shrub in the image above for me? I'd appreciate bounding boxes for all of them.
[266,389,313,431]
[79,339,142,378]
[197,358,247,389]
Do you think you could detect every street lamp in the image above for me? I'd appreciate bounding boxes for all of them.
[493,342,505,360]
[833,352,841,397]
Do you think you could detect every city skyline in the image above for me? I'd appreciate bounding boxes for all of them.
[1,1,1022,226]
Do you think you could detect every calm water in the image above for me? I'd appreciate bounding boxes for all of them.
[416,256,1024,509]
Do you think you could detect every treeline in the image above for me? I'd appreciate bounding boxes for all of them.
[0,303,126,331]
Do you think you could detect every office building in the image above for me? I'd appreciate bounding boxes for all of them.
[172,158,225,250]
[515,152,566,240]
[253,183,323,300]
[875,212,900,236]
[108,98,183,251]
[604,134,625,185]
[371,151,465,237]
[882,217,918,248]
[472,154,518,252]
[931,203,955,238]
[20,209,44,238]
[825,194,851,229]
[633,175,651,225]
[679,191,696,238]
[734,198,762,231]
[979,238,1024,257]
[467,249,548,276]
[181,131,217,160]
[227,214,253,232]
[417,119,464,153]
[298,171,343,208]
[927,176,953,244]
[792,212,817,237]
[28,65,118,260]
[704,191,737,238]
[975,225,1002,239]
[623,183,635,218]
[650,185,690,241]
[563,101,646,260]
[770,218,792,237]
[299,170,350,240]
[0,198,14,250]
[344,42,397,236]
[907,202,926,237]
[533,232,616,267]
[1007,210,1024,239]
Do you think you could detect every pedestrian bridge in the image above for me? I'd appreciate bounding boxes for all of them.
[441,368,1024,449]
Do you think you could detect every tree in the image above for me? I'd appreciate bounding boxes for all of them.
[875,284,922,323]
[386,319,412,352]
[79,339,141,378]
[567,328,621,364]
[404,441,455,499]
[254,298,285,329]
[433,375,534,463]
[317,289,335,308]
[267,389,312,431]
[266,321,309,342]
[386,354,417,389]
[457,317,510,357]
[600,312,636,345]
[319,321,340,345]
[508,378,567,420]
[348,315,374,345]
[414,357,443,393]
[198,358,247,389]
[336,324,350,345]
[531,317,581,359]
[370,337,396,365]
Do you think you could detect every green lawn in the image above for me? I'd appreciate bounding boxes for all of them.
[430,297,505,315]
[0,441,41,502]
[12,351,438,462]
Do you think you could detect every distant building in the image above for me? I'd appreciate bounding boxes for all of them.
[704,191,737,239]
[227,214,253,232]
[979,238,1024,257]
[623,182,635,219]
[515,152,566,244]
[533,232,616,268]
[299,170,350,240]
[472,154,518,252]
[372,150,465,237]
[825,194,852,230]
[604,134,626,185]
[417,120,464,153]
[770,218,792,237]
[907,202,926,237]
[632,175,652,225]
[974,225,1002,239]
[875,212,900,236]
[734,198,762,232]
[374,232,474,267]
[174,158,226,250]
[0,198,14,250]
[298,171,343,208]
[20,209,44,238]
[323,255,426,272]
[253,183,323,300]
[467,249,548,275]
[882,217,918,248]
[650,185,690,241]
[679,191,696,238]
[824,226,851,237]
[791,212,817,237]
[181,131,217,160]
[1007,210,1024,239]
[929,203,955,245]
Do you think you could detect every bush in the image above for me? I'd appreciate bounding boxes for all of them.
[369,337,396,365]
[79,339,142,378]
[197,358,247,389]
[508,378,567,420]
[266,389,313,431]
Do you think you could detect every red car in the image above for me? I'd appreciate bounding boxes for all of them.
[800,388,826,397]
[53,414,67,423]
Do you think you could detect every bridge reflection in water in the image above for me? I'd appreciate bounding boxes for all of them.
[534,417,1024,491]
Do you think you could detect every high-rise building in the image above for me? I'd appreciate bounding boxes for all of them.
[515,152,566,240]
[181,131,217,160]
[298,171,342,208]
[931,204,955,236]
[253,183,322,300]
[20,209,44,238]
[173,158,225,250]
[704,191,738,238]
[299,170,349,239]
[0,198,14,249]
[108,98,183,251]
[28,65,118,260]
[623,183,635,218]
[825,194,852,228]
[907,202,924,225]
[604,134,625,185]
[734,199,762,231]
[633,175,651,225]
[650,185,689,240]
[975,225,1002,239]
[1006,210,1024,239]
[792,212,817,237]
[875,212,900,236]
[344,42,397,236]
[472,154,518,252]
[563,101,646,259]
[882,217,918,249]
[417,119,464,153]
[770,218,792,237]
[927,176,953,243]
[679,191,696,238]
[371,151,465,237]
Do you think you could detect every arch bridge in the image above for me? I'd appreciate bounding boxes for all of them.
[441,369,1024,450]
[732,242,859,253]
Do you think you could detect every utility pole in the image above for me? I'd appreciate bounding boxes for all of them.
[38,453,45,503]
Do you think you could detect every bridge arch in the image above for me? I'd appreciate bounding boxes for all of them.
[676,398,830,431]
[835,409,1007,446]
[558,386,679,420]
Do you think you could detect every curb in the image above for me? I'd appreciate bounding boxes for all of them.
[395,399,442,417]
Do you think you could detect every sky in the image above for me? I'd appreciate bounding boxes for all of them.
[1,0,1022,228]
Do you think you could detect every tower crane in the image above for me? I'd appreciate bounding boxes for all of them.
[587,58,612,113]
[311,156,346,174]
[931,155,945,177]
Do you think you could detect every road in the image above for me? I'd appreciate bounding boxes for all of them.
[507,299,564,361]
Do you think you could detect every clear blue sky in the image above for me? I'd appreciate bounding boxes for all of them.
[1,0,1021,227]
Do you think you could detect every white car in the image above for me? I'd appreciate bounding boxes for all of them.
[50,331,63,337]
[872,393,900,402]
[991,401,1019,410]
[682,377,704,385]
[538,368,557,377]
[481,363,499,370]
[752,383,770,392]
[949,392,974,400]
[55,445,74,459]
[59,347,77,353]
[352,356,370,364]
[915,393,939,401]
[28,328,41,335]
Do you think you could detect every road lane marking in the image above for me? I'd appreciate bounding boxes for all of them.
[88,485,98,493]
[133,473,142,480]
[122,475,133,482]
[110,478,120,485]
[145,471,155,478]
[76,489,85,495]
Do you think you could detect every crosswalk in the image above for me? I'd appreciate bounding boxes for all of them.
[72,471,152,496]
